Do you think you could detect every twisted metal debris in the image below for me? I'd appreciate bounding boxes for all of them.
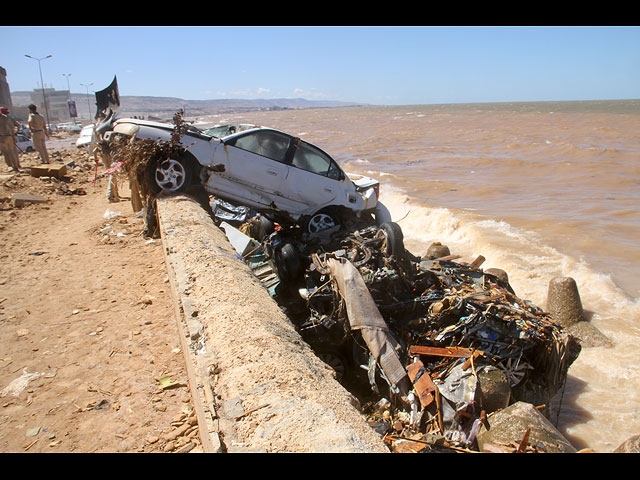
[237,218,581,452]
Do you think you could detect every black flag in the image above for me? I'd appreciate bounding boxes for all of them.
[94,75,120,119]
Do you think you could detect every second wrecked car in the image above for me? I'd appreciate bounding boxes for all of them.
[106,117,391,233]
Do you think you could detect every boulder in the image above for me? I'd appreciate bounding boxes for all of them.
[426,242,450,259]
[614,434,640,453]
[477,401,577,453]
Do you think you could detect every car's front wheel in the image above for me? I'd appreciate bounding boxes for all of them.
[305,208,340,234]
[146,155,194,194]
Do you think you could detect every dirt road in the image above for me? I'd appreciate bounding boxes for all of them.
[0,144,200,453]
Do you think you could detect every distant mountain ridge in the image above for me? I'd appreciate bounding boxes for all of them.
[11,91,363,120]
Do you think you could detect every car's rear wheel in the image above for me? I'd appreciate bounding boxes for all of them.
[146,154,194,194]
[376,221,404,257]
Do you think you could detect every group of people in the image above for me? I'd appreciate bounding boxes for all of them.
[0,104,50,172]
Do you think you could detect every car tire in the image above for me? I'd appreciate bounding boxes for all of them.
[145,154,194,194]
[376,221,404,257]
[258,215,275,240]
[305,208,340,234]
[316,350,347,382]
[374,201,392,225]
[275,243,302,282]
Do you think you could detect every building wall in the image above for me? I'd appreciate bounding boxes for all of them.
[0,66,12,108]
[29,88,73,122]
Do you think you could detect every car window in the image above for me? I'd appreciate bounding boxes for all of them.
[203,125,236,138]
[228,130,291,163]
[291,141,342,179]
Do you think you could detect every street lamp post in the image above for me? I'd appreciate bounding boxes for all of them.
[80,83,94,121]
[24,54,52,133]
[62,73,72,101]
[62,73,77,124]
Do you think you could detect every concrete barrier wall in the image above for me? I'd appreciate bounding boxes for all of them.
[156,194,388,453]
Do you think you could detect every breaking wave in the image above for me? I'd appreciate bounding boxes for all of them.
[379,184,640,323]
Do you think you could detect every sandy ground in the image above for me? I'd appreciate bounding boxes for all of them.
[0,137,201,453]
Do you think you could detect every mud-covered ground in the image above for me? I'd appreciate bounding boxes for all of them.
[0,138,201,453]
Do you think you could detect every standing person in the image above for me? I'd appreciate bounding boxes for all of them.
[27,104,50,164]
[91,125,120,202]
[0,106,21,172]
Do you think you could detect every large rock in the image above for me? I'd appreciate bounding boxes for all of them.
[426,242,450,259]
[614,434,640,453]
[477,401,577,453]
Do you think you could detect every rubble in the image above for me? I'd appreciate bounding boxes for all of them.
[220,212,583,453]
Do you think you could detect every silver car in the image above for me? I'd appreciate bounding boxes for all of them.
[109,118,390,233]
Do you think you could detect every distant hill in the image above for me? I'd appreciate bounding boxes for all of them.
[10,91,364,122]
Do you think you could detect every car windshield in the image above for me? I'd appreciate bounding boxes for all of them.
[201,124,257,139]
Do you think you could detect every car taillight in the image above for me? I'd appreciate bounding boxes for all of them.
[374,185,380,201]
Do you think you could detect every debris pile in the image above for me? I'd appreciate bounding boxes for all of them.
[222,214,581,453]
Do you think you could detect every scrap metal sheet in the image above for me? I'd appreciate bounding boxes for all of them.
[326,257,408,389]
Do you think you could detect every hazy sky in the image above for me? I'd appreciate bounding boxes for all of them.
[2,26,639,105]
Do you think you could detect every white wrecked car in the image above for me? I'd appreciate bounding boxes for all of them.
[108,118,391,233]
[76,124,95,149]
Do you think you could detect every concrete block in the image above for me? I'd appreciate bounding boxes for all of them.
[478,401,577,453]
[11,193,47,207]
[546,277,584,327]
[30,164,67,179]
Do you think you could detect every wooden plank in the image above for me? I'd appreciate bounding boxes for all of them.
[406,360,436,409]
[470,255,486,270]
[408,345,482,359]
[461,349,483,371]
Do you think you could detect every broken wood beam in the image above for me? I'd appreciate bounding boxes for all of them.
[470,255,486,270]
[408,345,483,359]
[406,360,436,409]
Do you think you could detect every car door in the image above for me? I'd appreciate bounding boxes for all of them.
[285,139,343,209]
[212,130,292,207]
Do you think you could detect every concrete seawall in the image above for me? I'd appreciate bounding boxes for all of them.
[156,193,388,453]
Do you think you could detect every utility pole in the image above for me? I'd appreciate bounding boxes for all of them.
[62,73,72,100]
[24,54,52,132]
